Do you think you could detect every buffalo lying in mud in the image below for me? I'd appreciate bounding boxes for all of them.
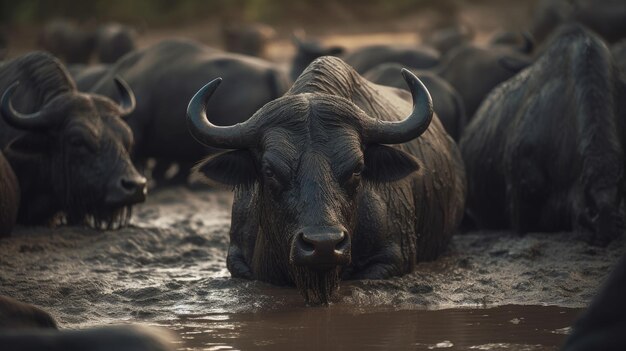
[0,52,146,229]
[290,34,440,82]
[0,295,174,351]
[88,39,290,184]
[364,63,467,141]
[0,149,19,238]
[460,25,625,246]
[188,56,466,304]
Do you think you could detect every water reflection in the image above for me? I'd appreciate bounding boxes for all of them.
[164,305,581,351]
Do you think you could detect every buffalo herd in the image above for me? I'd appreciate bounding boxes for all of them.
[0,0,625,348]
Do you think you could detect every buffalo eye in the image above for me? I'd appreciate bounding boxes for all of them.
[67,136,96,154]
[343,162,364,194]
[264,168,275,179]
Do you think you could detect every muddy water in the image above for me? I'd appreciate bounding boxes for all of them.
[164,305,581,351]
[0,187,623,350]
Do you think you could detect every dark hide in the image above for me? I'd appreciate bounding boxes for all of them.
[435,41,533,118]
[364,63,467,141]
[89,39,290,184]
[531,0,626,44]
[95,23,137,64]
[0,325,175,351]
[221,22,276,57]
[289,36,439,82]
[561,255,626,351]
[196,57,466,304]
[0,150,19,237]
[38,20,96,64]
[67,64,110,92]
[612,39,626,74]
[0,52,145,229]
[0,295,57,330]
[460,25,626,246]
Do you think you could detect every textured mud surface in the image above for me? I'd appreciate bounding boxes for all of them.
[0,187,623,350]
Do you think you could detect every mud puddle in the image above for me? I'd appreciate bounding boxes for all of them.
[161,304,581,351]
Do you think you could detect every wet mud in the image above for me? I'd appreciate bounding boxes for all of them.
[0,187,624,350]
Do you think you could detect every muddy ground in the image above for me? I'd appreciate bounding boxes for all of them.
[0,187,623,331]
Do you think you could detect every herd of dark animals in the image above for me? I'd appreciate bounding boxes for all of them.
[0,0,625,349]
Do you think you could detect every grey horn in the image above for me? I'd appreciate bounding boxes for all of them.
[186,78,256,149]
[113,76,136,117]
[362,69,433,144]
[0,82,54,130]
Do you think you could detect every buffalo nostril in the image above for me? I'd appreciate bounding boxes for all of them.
[335,232,349,253]
[120,177,147,193]
[297,232,316,252]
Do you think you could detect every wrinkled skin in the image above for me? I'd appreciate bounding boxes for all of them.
[435,41,533,118]
[95,23,137,64]
[531,0,626,44]
[289,35,440,81]
[364,63,467,141]
[562,255,626,351]
[460,25,626,246]
[0,52,146,229]
[0,150,19,237]
[89,39,290,185]
[221,22,276,57]
[195,57,466,304]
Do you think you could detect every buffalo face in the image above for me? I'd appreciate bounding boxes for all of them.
[188,70,432,304]
[1,78,146,229]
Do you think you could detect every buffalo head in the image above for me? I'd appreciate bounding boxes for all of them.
[0,77,146,229]
[188,69,432,303]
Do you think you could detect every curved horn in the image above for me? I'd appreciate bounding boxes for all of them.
[520,31,534,54]
[187,78,255,149]
[0,82,54,130]
[113,75,136,117]
[362,69,433,144]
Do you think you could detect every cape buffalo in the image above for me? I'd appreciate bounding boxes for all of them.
[38,20,96,64]
[188,56,466,304]
[562,255,626,351]
[435,39,533,118]
[221,22,276,57]
[423,24,474,55]
[88,39,290,184]
[531,0,626,44]
[364,63,467,141]
[460,25,625,246]
[94,23,137,64]
[0,52,146,229]
[67,64,110,92]
[0,149,19,237]
[290,34,440,82]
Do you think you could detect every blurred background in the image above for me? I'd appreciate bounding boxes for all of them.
[0,0,533,63]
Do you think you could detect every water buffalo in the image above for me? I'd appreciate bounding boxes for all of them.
[460,25,625,246]
[435,39,533,118]
[221,22,276,57]
[290,34,440,82]
[423,24,474,55]
[38,20,96,64]
[0,52,146,229]
[0,149,18,237]
[364,63,466,141]
[531,0,626,44]
[562,255,626,351]
[94,23,137,64]
[88,39,290,184]
[188,56,466,304]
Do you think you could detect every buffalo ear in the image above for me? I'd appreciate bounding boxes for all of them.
[193,149,257,188]
[362,144,420,183]
[327,46,345,56]
[5,133,51,158]
[499,55,531,72]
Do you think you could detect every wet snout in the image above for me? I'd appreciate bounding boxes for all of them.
[105,169,147,206]
[290,226,351,270]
